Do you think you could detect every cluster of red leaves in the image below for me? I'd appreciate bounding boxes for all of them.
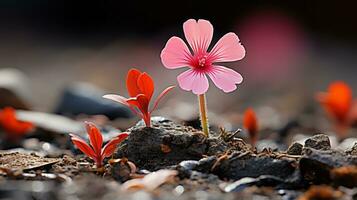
[243,108,258,147]
[0,107,34,139]
[103,68,175,127]
[70,122,128,168]
[316,81,357,138]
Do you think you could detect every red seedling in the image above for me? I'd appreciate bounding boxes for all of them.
[316,81,353,139]
[243,108,258,147]
[70,121,128,168]
[0,107,34,139]
[103,68,175,127]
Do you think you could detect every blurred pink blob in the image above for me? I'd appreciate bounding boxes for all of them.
[161,19,245,94]
[237,11,307,82]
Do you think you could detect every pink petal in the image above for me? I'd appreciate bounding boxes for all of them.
[209,33,246,62]
[207,65,243,93]
[183,19,213,54]
[161,36,192,69]
[177,69,209,95]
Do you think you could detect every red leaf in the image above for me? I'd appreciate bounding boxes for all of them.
[127,94,150,115]
[137,73,154,101]
[126,68,142,97]
[318,81,352,123]
[70,134,96,159]
[151,86,175,113]
[243,108,258,146]
[101,132,129,158]
[85,122,103,155]
[0,107,34,136]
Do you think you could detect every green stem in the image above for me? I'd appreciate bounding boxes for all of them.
[198,94,209,137]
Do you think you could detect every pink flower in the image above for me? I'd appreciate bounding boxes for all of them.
[161,19,246,95]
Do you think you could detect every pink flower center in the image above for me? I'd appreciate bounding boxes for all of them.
[190,53,212,72]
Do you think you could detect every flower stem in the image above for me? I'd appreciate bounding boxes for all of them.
[198,94,209,137]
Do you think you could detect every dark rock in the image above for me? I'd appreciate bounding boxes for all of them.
[55,82,132,120]
[115,118,207,171]
[213,152,297,180]
[115,118,249,171]
[110,159,134,182]
[304,134,331,150]
[178,160,199,171]
[223,172,306,192]
[299,147,357,184]
[287,142,303,155]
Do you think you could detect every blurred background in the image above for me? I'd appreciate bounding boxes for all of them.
[0,0,357,130]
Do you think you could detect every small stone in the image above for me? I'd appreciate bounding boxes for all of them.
[304,134,331,150]
[287,142,303,155]
[345,142,357,156]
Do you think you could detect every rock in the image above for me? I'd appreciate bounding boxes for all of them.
[345,142,357,156]
[115,118,249,171]
[178,160,199,171]
[304,134,331,150]
[222,175,304,192]
[110,158,136,182]
[299,147,357,184]
[213,152,297,181]
[55,82,132,120]
[287,142,303,155]
[0,68,32,109]
[115,118,207,171]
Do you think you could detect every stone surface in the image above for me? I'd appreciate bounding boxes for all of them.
[304,134,331,150]
[299,147,357,184]
[287,142,303,155]
[345,142,357,156]
[213,152,297,181]
[115,117,249,171]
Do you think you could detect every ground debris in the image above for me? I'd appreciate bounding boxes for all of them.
[0,152,60,171]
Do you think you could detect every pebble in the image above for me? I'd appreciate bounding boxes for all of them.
[304,134,331,150]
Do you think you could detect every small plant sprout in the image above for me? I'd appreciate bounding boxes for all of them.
[316,81,353,139]
[161,19,246,137]
[243,108,258,147]
[0,107,34,139]
[70,121,128,168]
[103,68,175,127]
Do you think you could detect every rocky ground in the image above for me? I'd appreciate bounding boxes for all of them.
[0,116,356,200]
